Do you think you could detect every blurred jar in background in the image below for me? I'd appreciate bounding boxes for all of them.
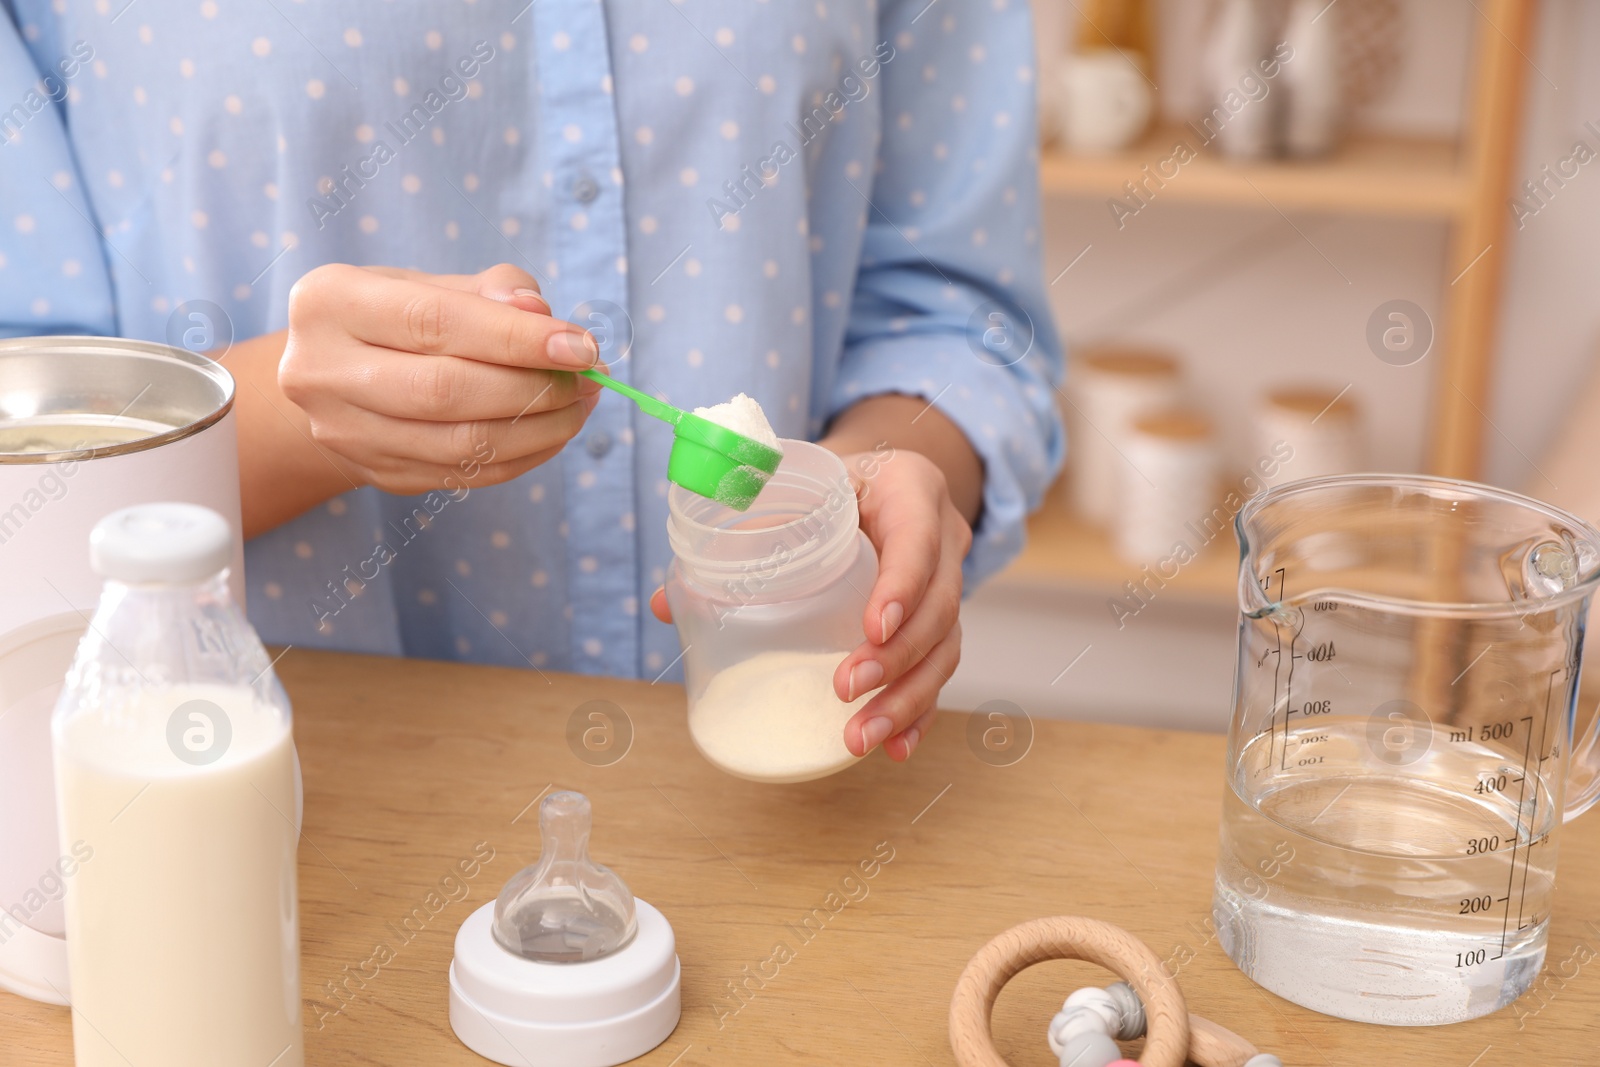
[1059,0,1156,154]
[1254,386,1363,487]
[1067,346,1184,527]
[1282,0,1344,157]
[1116,409,1219,565]
[1201,0,1278,159]
[1075,0,1155,56]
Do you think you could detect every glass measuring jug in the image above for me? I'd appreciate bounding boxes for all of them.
[1214,474,1600,1026]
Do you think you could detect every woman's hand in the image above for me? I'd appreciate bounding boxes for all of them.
[279,263,603,495]
[824,446,969,762]
[648,394,979,765]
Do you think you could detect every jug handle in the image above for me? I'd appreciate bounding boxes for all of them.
[1564,692,1600,822]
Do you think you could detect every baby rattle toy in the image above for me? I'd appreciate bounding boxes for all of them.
[950,916,1283,1067]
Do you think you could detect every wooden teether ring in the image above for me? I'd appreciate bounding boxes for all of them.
[949,916,1261,1067]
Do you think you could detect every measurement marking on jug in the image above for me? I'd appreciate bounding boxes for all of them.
[1266,568,1296,771]
[1450,720,1513,744]
[1474,773,1508,795]
[1493,713,1537,961]
[1515,673,1560,933]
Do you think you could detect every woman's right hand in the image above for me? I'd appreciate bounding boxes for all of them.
[280,262,603,495]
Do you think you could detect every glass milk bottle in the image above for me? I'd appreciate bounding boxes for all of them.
[665,440,881,783]
[53,504,302,1067]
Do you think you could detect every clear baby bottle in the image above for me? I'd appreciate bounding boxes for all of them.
[665,440,881,783]
[52,503,302,1067]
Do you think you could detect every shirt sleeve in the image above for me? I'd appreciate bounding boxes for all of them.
[0,15,116,338]
[831,0,1065,588]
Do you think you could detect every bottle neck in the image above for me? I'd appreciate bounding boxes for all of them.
[97,569,232,609]
[667,440,861,603]
[77,567,269,688]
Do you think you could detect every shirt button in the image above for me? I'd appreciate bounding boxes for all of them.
[586,431,613,458]
[573,174,600,203]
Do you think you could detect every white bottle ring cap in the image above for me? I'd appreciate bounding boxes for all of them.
[449,898,681,1067]
[89,502,232,584]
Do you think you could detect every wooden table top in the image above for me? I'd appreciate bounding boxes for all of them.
[5,648,1598,1066]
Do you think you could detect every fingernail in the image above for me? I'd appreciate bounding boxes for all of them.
[548,330,599,369]
[860,715,895,752]
[880,601,904,644]
[901,726,922,757]
[847,660,884,702]
[513,287,550,313]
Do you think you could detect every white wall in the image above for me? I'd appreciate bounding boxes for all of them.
[947,0,1600,732]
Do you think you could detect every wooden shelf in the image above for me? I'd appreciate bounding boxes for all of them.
[1040,124,1470,220]
[1000,487,1239,606]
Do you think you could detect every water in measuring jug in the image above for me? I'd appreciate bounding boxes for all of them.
[1215,475,1600,1026]
[1216,718,1557,1025]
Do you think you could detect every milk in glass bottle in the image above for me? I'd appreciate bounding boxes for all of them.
[53,504,302,1066]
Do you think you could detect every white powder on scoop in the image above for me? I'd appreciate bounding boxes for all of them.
[692,393,781,450]
[689,650,874,783]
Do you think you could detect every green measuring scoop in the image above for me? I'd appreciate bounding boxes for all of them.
[580,369,783,511]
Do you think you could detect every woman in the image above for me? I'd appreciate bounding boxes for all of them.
[1,0,1062,762]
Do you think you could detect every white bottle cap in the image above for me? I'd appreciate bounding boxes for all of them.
[89,502,233,584]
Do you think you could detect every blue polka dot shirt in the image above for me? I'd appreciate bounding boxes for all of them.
[1,0,1064,680]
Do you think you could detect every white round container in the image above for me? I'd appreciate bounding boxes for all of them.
[0,336,243,1005]
[1254,386,1362,488]
[1067,348,1183,527]
[1116,410,1219,565]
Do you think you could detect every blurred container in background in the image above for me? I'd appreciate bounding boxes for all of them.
[1254,385,1363,486]
[1282,0,1344,156]
[1116,408,1219,564]
[1056,0,1156,154]
[1067,346,1184,527]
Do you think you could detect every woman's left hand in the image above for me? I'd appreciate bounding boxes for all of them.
[822,447,968,762]
[650,394,979,764]
[648,445,969,763]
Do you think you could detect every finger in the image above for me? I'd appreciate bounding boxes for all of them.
[335,449,565,498]
[310,400,590,476]
[293,263,596,370]
[344,349,598,423]
[845,625,960,757]
[834,510,965,701]
[856,469,945,648]
[649,587,672,624]
[361,263,546,307]
[470,264,550,314]
[360,266,477,286]
[884,708,936,762]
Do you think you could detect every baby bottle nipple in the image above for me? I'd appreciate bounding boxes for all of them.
[448,789,681,1067]
[492,791,638,963]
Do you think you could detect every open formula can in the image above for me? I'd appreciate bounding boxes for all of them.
[0,336,243,1004]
